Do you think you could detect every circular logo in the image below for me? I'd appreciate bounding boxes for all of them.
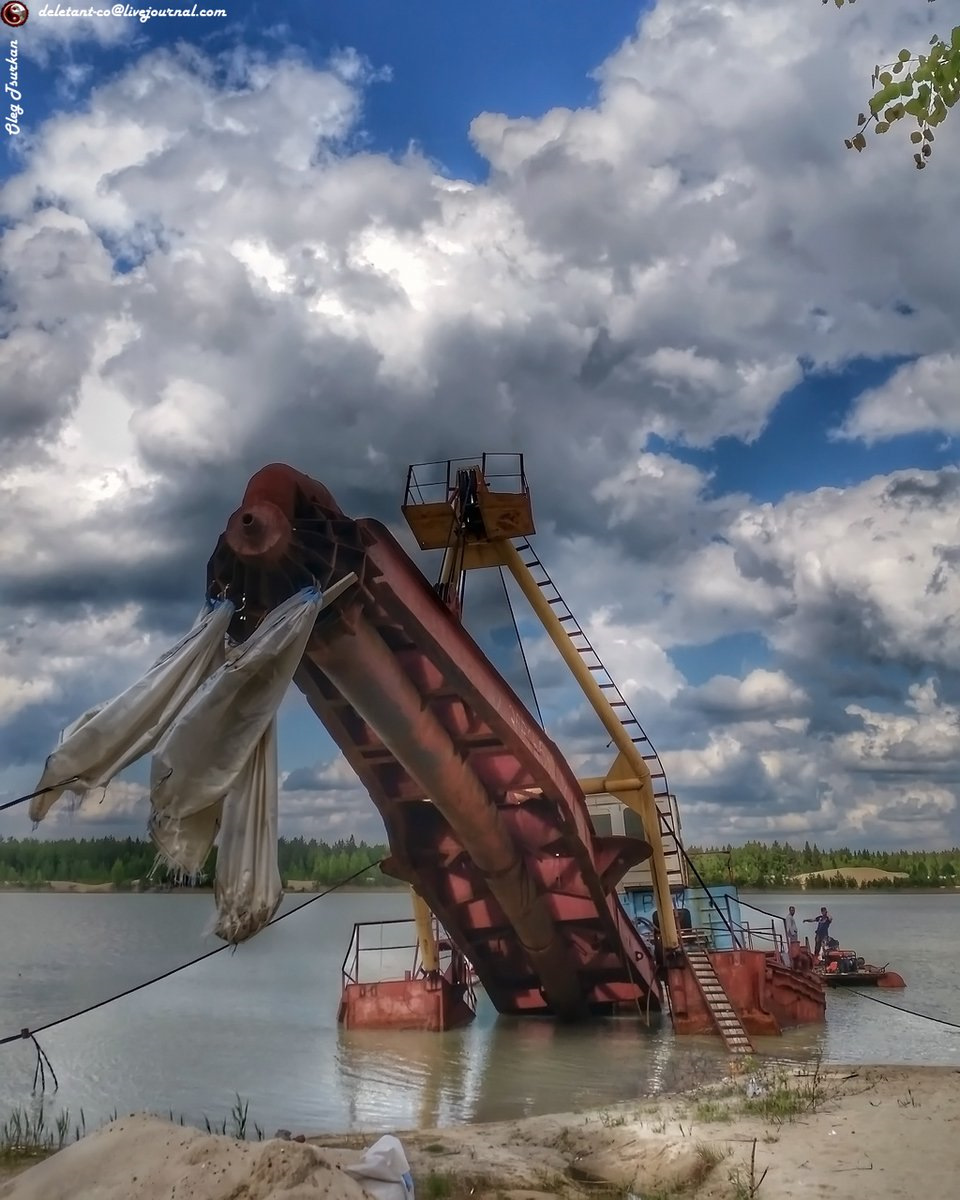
[0,2,29,27]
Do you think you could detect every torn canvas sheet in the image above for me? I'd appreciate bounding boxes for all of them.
[212,718,282,943]
[150,588,321,821]
[28,601,234,823]
[148,587,321,914]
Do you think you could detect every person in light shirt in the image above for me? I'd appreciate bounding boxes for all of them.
[781,905,799,965]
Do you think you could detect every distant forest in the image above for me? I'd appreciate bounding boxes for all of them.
[0,835,958,889]
[689,842,960,889]
[0,836,402,889]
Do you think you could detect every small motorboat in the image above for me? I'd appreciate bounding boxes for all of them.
[816,943,906,989]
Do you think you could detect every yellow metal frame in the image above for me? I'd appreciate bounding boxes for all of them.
[402,459,681,954]
[494,541,680,950]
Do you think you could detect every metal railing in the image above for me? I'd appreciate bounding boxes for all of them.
[403,453,529,508]
[341,917,477,1006]
[673,891,791,961]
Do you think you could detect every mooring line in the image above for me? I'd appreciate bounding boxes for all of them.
[0,860,384,1093]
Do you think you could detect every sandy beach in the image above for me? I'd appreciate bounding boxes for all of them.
[1,1063,957,1200]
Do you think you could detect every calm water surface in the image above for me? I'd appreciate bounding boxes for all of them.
[0,889,957,1135]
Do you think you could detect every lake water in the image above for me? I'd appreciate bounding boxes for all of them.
[1,888,958,1136]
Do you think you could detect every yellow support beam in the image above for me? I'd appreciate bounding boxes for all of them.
[580,774,644,794]
[496,538,680,951]
[411,888,439,973]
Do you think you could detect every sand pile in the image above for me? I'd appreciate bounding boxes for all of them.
[0,1115,374,1200]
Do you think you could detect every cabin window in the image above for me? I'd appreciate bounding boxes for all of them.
[590,812,614,837]
[623,808,646,839]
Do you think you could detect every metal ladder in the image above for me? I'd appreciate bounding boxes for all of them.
[513,538,685,886]
[684,947,755,1056]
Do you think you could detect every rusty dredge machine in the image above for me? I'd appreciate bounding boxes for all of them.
[207,456,825,1055]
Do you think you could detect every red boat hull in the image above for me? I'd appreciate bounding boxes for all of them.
[668,949,826,1037]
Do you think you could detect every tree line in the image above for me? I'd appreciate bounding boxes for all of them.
[0,835,404,889]
[1,835,958,890]
[688,841,960,888]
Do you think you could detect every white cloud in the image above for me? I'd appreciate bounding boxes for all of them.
[17,14,134,66]
[839,354,960,444]
[687,669,809,720]
[839,679,960,774]
[2,1,960,848]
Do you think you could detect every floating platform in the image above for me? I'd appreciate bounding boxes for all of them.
[667,946,826,1040]
[337,918,477,1033]
[339,975,476,1032]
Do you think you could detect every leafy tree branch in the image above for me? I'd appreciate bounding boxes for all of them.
[827,0,958,167]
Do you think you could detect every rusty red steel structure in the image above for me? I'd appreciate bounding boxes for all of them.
[207,463,662,1019]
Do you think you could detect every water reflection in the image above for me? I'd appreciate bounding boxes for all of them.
[2,890,959,1136]
[334,1003,735,1129]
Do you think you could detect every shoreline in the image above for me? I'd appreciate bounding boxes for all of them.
[3,881,957,895]
[2,1064,958,1198]
[0,882,406,895]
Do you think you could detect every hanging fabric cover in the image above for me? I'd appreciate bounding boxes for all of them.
[29,601,234,824]
[148,587,322,940]
[212,717,283,943]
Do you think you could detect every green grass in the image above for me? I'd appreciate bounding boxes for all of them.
[692,1099,733,1123]
[1,1093,267,1166]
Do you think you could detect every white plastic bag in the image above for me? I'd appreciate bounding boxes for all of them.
[29,601,234,823]
[211,719,282,943]
[149,588,322,822]
[344,1136,415,1200]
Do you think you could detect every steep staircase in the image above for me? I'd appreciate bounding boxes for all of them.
[512,538,686,887]
[684,948,755,1056]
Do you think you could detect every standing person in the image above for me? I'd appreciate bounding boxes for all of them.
[804,906,832,957]
[780,905,800,966]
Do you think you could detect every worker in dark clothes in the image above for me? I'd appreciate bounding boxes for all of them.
[804,906,832,957]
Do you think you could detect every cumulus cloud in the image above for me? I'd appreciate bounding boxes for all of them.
[838,680,960,777]
[1,0,959,848]
[839,354,960,444]
[16,13,134,65]
[685,670,809,721]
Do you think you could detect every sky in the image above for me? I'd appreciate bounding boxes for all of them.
[1,0,959,852]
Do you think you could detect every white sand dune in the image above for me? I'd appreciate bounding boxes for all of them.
[0,1115,372,1200]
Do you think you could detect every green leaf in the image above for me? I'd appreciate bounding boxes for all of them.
[875,121,889,133]
[879,71,893,85]
[910,130,923,142]
[898,50,911,62]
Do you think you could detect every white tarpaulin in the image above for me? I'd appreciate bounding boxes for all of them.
[28,601,235,823]
[28,584,330,945]
[212,717,282,943]
[148,587,322,940]
[149,588,321,824]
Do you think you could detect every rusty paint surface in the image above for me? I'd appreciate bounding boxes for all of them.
[208,464,662,1020]
[338,977,476,1032]
[667,950,825,1038]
